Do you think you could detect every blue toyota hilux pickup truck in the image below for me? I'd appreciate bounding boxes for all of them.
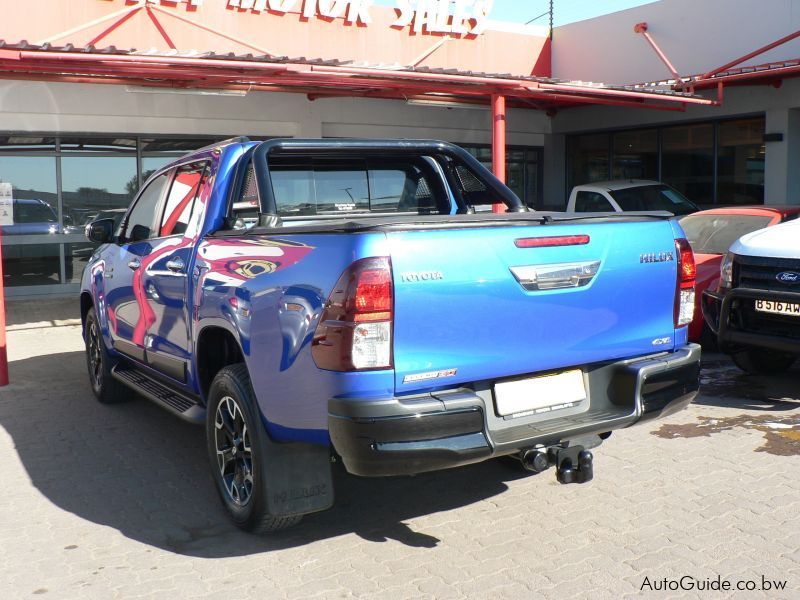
[81,138,700,533]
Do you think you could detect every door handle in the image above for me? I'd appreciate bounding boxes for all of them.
[166,256,185,273]
[128,259,141,270]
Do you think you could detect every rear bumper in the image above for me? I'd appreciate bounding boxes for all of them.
[703,288,800,354]
[329,344,700,476]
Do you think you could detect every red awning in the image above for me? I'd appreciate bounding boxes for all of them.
[0,41,717,112]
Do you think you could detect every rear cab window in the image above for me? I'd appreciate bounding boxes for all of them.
[575,191,614,212]
[230,156,449,228]
[611,185,698,215]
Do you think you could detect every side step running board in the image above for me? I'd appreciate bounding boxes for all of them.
[112,365,205,425]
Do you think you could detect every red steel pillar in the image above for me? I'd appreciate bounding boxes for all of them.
[0,229,7,386]
[491,94,507,213]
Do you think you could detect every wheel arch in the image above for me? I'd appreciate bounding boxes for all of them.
[80,291,94,328]
[195,323,247,401]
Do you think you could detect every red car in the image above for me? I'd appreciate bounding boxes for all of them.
[678,206,800,343]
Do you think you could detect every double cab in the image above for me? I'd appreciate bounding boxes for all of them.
[81,138,700,532]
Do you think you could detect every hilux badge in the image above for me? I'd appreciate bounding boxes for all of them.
[776,271,800,283]
[640,252,674,264]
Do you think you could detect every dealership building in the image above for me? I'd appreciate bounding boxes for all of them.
[1,0,799,297]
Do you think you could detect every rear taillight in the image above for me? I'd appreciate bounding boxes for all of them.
[312,257,393,371]
[675,238,696,327]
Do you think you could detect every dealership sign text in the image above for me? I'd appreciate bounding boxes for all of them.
[105,0,494,34]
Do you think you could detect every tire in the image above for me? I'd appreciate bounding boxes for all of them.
[206,364,302,534]
[731,347,796,375]
[84,307,133,404]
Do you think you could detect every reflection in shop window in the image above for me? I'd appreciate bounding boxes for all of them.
[0,156,62,286]
[59,137,137,153]
[66,242,96,284]
[61,156,137,227]
[2,243,62,287]
[0,136,56,153]
[717,117,765,205]
[568,133,610,189]
[661,124,714,206]
[612,129,658,180]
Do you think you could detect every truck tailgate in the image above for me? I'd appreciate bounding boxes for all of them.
[388,220,679,394]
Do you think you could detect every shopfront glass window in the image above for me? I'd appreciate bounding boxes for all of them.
[0,136,56,153]
[661,124,714,206]
[568,133,610,189]
[612,129,658,180]
[0,156,61,286]
[464,146,542,209]
[59,137,136,153]
[65,242,95,284]
[717,117,765,205]
[0,156,59,229]
[61,156,137,227]
[140,137,218,154]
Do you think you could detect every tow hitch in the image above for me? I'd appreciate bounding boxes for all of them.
[551,446,593,484]
[516,445,594,484]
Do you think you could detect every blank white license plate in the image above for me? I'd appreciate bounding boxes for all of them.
[755,299,800,317]
[494,369,586,417]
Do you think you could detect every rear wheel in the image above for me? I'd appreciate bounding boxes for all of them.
[84,307,133,403]
[206,364,302,533]
[731,347,796,375]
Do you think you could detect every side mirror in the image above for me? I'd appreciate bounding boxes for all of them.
[85,218,115,244]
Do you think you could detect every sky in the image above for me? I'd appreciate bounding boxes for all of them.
[374,0,657,27]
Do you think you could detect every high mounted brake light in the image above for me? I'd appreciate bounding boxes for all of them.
[312,257,393,371]
[515,235,590,248]
[674,238,696,327]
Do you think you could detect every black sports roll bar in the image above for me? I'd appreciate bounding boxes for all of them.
[250,138,526,223]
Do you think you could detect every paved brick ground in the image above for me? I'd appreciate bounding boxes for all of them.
[0,309,798,599]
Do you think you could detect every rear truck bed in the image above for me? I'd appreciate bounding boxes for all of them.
[306,213,702,478]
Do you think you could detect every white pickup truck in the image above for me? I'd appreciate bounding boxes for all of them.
[703,219,800,374]
[567,180,699,216]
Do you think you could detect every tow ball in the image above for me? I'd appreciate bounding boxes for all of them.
[551,446,593,484]
[517,445,594,484]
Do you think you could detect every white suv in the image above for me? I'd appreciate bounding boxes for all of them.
[703,219,800,374]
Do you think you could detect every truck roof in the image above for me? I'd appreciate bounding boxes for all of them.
[573,179,662,192]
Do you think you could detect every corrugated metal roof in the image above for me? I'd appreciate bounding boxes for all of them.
[0,40,715,109]
[0,40,701,97]
[637,58,800,89]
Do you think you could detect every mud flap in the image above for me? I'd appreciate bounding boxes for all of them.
[261,438,334,517]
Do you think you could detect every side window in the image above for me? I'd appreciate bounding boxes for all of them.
[121,172,170,243]
[574,191,613,212]
[159,162,208,237]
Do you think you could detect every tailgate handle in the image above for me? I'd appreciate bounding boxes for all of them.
[510,261,600,291]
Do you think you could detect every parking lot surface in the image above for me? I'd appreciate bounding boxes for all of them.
[0,306,798,599]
